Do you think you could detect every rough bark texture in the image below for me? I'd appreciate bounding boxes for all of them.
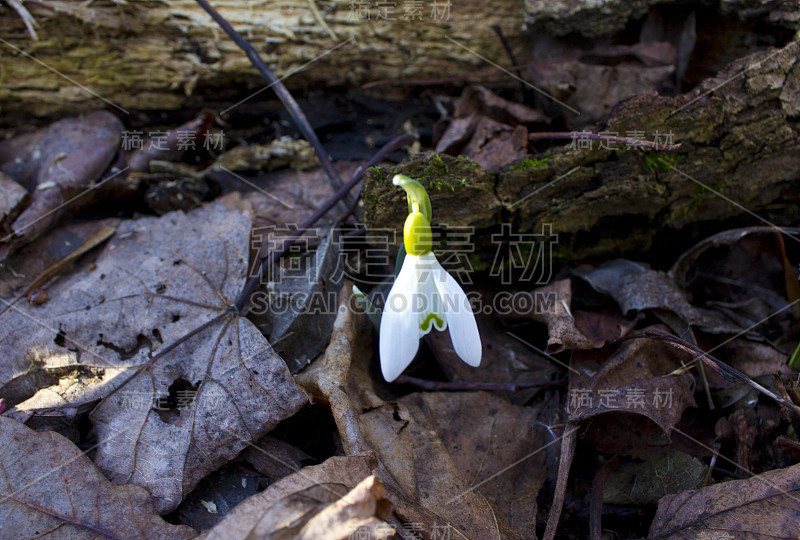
[0,0,526,121]
[363,40,800,262]
[2,0,797,125]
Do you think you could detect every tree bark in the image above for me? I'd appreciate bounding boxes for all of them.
[363,40,800,262]
[0,0,526,122]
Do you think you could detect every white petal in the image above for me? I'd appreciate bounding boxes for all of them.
[379,254,422,381]
[426,253,482,367]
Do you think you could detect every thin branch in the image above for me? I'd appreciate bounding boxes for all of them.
[543,422,578,540]
[235,134,416,313]
[491,24,530,103]
[628,327,800,417]
[590,456,618,540]
[194,0,352,206]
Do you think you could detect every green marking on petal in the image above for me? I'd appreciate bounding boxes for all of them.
[419,312,445,332]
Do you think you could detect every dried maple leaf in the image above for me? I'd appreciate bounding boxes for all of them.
[0,200,308,512]
[0,417,195,539]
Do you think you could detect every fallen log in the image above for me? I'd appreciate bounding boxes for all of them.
[363,40,800,264]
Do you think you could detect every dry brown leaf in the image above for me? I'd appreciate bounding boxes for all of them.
[295,476,393,540]
[573,259,749,336]
[243,436,314,482]
[710,339,797,387]
[295,283,384,455]
[573,308,642,348]
[569,333,696,458]
[524,55,675,127]
[427,313,558,404]
[573,260,697,320]
[203,455,392,540]
[0,416,195,539]
[248,228,341,373]
[649,462,800,538]
[451,85,548,127]
[0,218,121,299]
[529,279,599,353]
[419,391,549,539]
[669,226,800,336]
[358,397,503,539]
[435,114,479,155]
[435,85,547,169]
[0,200,308,512]
[669,226,800,291]
[0,111,123,258]
[525,280,642,362]
[464,117,529,171]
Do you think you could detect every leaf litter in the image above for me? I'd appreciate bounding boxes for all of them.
[1,199,308,513]
[2,118,800,538]
[2,8,800,539]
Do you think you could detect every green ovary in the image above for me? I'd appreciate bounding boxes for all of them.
[404,209,432,255]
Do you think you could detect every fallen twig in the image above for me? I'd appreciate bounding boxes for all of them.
[235,134,416,314]
[590,456,618,540]
[629,327,800,417]
[543,422,578,540]
[194,0,352,206]
[491,24,530,103]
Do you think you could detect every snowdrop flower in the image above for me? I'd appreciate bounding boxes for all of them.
[379,174,481,382]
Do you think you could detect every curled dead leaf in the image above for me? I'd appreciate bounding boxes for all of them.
[203,455,392,540]
[530,278,637,354]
